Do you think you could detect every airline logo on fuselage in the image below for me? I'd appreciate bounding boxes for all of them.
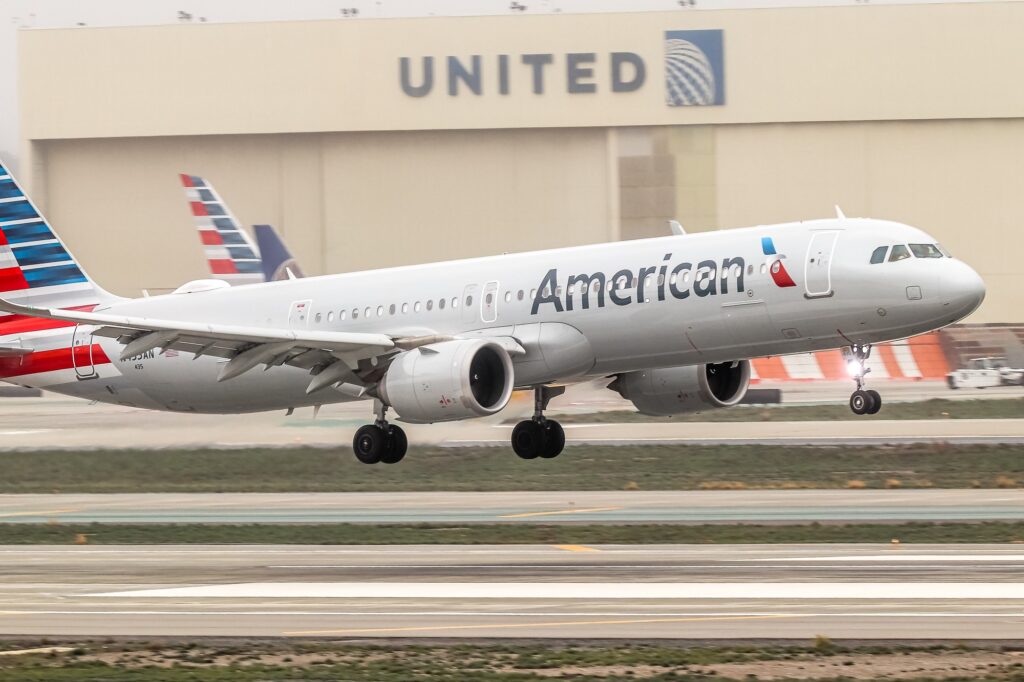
[531,253,745,315]
[761,237,797,288]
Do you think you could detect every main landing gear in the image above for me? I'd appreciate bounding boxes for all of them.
[511,386,566,460]
[845,344,882,416]
[352,400,407,464]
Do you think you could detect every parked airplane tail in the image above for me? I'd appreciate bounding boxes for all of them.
[253,224,304,281]
[179,174,264,285]
[0,161,111,310]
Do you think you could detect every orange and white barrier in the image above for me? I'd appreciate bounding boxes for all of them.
[750,332,949,382]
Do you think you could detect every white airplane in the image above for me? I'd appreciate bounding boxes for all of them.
[0,161,985,464]
[180,174,305,283]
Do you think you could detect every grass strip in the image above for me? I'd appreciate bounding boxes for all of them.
[546,397,1024,424]
[0,640,1020,681]
[6,521,1024,544]
[4,443,1024,493]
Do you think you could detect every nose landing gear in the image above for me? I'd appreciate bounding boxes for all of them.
[352,400,408,464]
[845,344,882,415]
[511,386,566,460]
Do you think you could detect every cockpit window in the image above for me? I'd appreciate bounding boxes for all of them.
[870,246,888,264]
[936,243,952,258]
[909,243,944,259]
[889,244,911,262]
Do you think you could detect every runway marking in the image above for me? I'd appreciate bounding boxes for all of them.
[93,582,1024,600]
[499,506,622,519]
[760,555,1024,562]
[553,545,601,552]
[282,614,799,636]
[1,610,1022,618]
[0,509,78,519]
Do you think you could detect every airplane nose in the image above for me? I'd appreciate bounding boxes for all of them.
[942,260,986,321]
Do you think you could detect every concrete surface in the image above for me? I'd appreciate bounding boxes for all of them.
[1,490,1023,524]
[1,544,1023,638]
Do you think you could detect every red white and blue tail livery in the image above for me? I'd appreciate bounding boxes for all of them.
[179,174,264,285]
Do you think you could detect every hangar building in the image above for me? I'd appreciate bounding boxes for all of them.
[16,1,1024,322]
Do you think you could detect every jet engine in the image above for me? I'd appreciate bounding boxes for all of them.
[610,360,751,416]
[378,339,515,424]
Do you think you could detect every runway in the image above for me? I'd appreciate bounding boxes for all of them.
[2,489,1023,523]
[1,543,1024,638]
[0,390,1020,450]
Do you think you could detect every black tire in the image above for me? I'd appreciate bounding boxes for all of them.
[866,389,882,415]
[353,424,386,464]
[540,420,565,459]
[512,420,545,459]
[849,390,870,415]
[381,425,408,464]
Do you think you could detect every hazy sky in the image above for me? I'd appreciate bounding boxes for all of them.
[0,0,989,173]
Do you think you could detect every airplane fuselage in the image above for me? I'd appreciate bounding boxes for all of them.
[0,218,984,414]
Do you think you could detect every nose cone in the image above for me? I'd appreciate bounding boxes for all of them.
[942,260,986,321]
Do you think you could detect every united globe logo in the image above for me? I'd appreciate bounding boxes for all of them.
[664,29,725,107]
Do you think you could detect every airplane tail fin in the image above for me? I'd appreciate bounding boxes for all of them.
[179,174,264,285]
[253,224,304,281]
[0,160,113,309]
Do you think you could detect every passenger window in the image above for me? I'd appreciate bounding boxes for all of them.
[889,245,911,262]
[760,263,767,275]
[466,295,473,307]
[389,304,395,315]
[439,298,446,310]
[504,291,512,303]
[451,297,458,309]
[426,300,433,311]
[414,301,421,312]
[314,312,322,324]
[909,243,943,259]
[340,310,346,320]
[870,246,888,264]
[376,305,383,317]
[327,311,334,323]
[401,303,408,314]
[517,290,524,301]
[352,309,359,319]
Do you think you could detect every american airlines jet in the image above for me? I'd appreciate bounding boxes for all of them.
[0,161,985,464]
[180,174,305,283]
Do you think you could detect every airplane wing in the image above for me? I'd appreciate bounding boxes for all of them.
[0,297,395,386]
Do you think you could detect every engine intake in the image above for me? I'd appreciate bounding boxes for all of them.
[379,339,514,424]
[611,360,751,416]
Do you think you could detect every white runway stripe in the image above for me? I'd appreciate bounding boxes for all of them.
[96,582,1024,600]
[757,554,1024,562]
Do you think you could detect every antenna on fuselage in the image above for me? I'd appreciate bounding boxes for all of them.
[668,220,686,236]
[834,205,846,220]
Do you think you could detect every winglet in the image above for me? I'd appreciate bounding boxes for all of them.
[835,205,846,220]
[668,220,686,236]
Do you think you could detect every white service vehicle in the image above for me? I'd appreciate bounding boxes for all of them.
[947,357,1024,389]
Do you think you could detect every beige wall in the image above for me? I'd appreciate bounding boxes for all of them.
[712,119,1024,322]
[37,128,614,295]
[17,4,1024,323]
[19,2,1024,141]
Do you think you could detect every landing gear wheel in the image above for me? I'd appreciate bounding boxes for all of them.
[380,424,408,464]
[540,420,565,459]
[353,424,386,464]
[865,389,882,415]
[512,420,545,459]
[849,390,870,416]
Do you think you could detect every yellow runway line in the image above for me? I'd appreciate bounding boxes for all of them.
[553,545,601,552]
[284,614,801,637]
[0,509,78,518]
[499,506,622,519]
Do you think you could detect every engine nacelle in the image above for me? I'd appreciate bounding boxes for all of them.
[379,339,514,424]
[611,360,751,416]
